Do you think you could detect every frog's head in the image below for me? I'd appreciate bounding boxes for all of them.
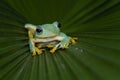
[25,21,61,38]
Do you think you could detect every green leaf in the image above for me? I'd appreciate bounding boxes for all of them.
[0,0,120,80]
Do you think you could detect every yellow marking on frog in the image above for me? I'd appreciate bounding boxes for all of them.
[32,51,36,56]
[50,47,57,53]
[71,37,78,45]
[47,44,54,48]
[28,33,33,38]
[62,46,69,49]
[35,48,44,55]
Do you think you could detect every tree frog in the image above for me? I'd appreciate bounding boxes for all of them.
[25,21,77,56]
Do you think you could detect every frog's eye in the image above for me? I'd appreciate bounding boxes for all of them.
[36,27,43,33]
[57,23,61,28]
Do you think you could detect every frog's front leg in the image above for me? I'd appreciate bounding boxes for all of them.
[28,32,43,56]
[29,39,43,56]
[50,33,71,53]
[29,39,36,56]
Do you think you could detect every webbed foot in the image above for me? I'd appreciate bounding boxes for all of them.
[32,48,44,56]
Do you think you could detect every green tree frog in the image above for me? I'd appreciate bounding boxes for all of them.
[25,21,77,56]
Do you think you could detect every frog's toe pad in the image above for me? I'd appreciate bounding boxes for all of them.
[35,48,44,55]
[32,51,37,56]
[71,37,78,45]
[62,46,69,49]
[50,47,57,54]
[47,44,54,48]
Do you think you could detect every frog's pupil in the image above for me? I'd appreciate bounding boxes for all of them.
[36,28,43,33]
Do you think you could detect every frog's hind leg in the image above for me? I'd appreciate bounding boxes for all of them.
[47,42,58,48]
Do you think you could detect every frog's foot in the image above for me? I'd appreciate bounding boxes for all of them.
[32,51,37,56]
[50,47,57,54]
[62,46,69,49]
[70,37,78,45]
[35,48,42,55]
[37,44,42,48]
[32,48,45,56]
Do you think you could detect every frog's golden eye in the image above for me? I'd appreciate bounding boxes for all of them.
[57,23,61,28]
[36,27,43,33]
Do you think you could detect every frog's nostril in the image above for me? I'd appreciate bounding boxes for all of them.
[36,27,43,33]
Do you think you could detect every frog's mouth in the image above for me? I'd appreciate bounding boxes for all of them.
[33,36,64,43]
[35,34,57,39]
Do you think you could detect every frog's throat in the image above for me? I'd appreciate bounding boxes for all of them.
[33,36,64,43]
